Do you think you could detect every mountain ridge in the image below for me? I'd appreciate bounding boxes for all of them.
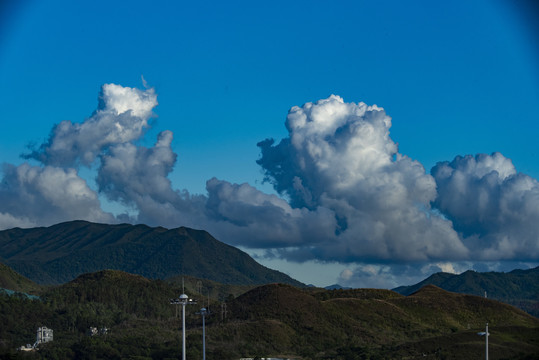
[393,266,539,317]
[0,220,303,287]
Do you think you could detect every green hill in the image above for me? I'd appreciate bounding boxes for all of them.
[222,283,538,359]
[393,267,539,317]
[0,220,304,287]
[0,262,42,294]
[0,270,537,359]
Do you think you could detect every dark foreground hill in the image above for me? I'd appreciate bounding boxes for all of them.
[393,267,539,317]
[0,270,537,359]
[0,220,303,287]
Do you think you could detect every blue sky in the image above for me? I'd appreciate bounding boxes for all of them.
[0,0,538,287]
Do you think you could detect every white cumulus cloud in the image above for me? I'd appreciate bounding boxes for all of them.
[203,178,336,249]
[25,84,157,167]
[257,95,468,262]
[432,152,539,260]
[96,129,207,227]
[0,163,114,227]
[1,83,537,288]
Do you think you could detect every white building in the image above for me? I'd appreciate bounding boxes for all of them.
[36,326,53,344]
[18,326,53,352]
[87,326,108,336]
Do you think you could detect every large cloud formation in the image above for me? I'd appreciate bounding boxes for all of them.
[0,83,157,228]
[1,84,537,287]
[432,153,539,260]
[256,96,468,262]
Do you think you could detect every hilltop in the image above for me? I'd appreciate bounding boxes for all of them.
[0,220,303,287]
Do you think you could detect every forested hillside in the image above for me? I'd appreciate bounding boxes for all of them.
[0,269,537,359]
[0,221,303,287]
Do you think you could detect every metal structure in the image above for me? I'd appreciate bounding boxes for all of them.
[170,294,196,360]
[477,322,489,360]
[197,307,210,360]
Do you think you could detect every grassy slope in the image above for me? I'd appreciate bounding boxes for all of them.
[220,283,539,359]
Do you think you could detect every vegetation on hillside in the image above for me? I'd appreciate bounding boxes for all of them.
[0,270,537,359]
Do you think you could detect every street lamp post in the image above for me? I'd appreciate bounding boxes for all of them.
[477,322,489,360]
[171,294,196,360]
[197,308,210,360]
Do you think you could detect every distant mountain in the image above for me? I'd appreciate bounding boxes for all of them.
[0,220,304,287]
[324,284,352,290]
[393,267,539,317]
